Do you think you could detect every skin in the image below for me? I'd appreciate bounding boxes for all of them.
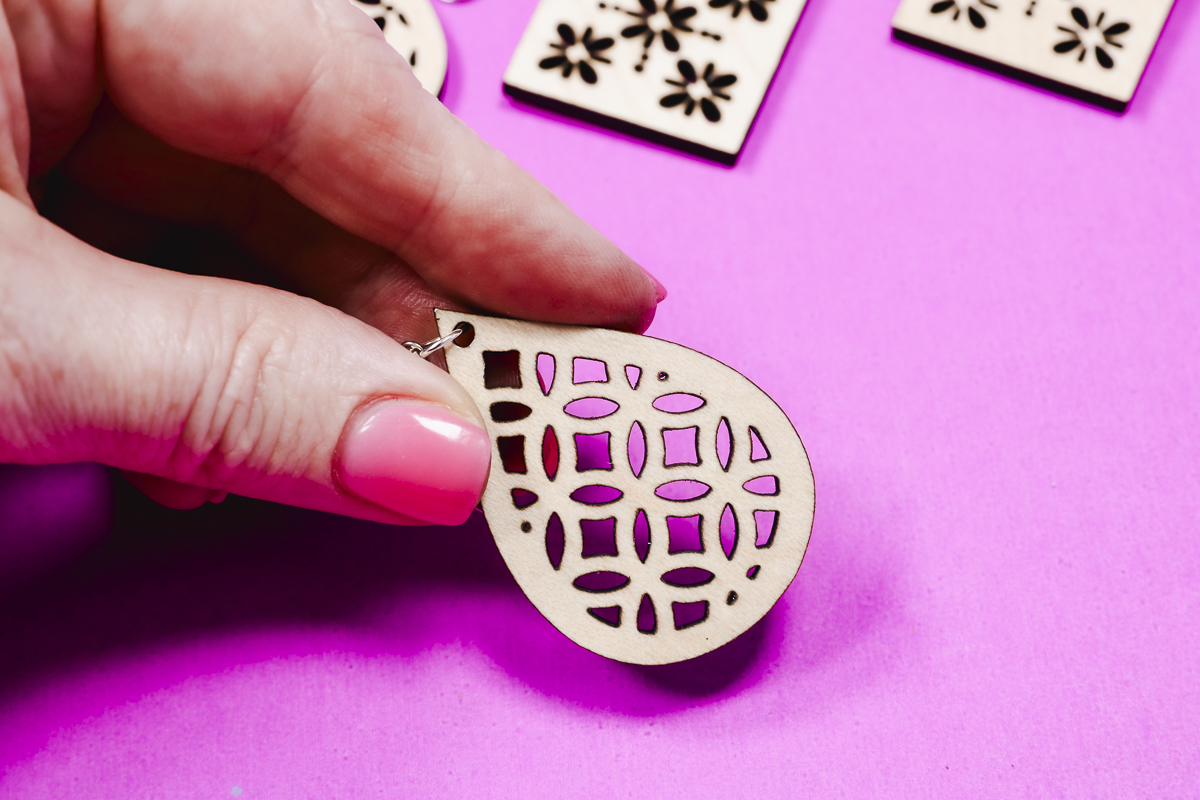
[0,0,663,523]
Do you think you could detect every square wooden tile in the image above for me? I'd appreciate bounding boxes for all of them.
[503,0,809,164]
[892,0,1175,111]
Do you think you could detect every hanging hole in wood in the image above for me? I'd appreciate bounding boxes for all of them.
[452,321,475,347]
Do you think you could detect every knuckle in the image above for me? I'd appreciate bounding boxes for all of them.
[168,295,301,487]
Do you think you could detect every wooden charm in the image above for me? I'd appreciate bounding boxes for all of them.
[437,310,815,665]
[892,0,1175,111]
[502,0,811,165]
[349,0,449,96]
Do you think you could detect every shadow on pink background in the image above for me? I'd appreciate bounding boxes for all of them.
[2,0,1198,794]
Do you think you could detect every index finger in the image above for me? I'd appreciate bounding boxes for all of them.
[96,0,664,331]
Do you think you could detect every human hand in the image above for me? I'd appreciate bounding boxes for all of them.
[0,0,664,525]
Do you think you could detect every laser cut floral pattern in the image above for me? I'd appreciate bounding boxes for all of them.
[709,0,775,22]
[929,0,999,29]
[438,310,814,665]
[539,24,615,83]
[530,0,757,119]
[1053,7,1130,68]
[661,60,737,122]
[620,0,699,52]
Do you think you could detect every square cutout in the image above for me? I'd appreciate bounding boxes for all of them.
[483,350,522,389]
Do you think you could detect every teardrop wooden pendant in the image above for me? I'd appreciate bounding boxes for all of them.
[437,310,815,665]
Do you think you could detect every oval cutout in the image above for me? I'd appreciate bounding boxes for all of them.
[546,513,564,570]
[634,508,651,563]
[661,567,715,587]
[716,417,732,471]
[570,484,624,505]
[490,401,531,422]
[743,475,780,496]
[564,397,619,419]
[652,392,706,413]
[573,571,631,593]
[542,426,559,481]
[628,421,646,478]
[719,503,738,560]
[655,480,712,502]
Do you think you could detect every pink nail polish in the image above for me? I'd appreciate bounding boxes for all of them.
[336,399,491,525]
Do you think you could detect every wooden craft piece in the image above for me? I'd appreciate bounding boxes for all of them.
[502,0,811,164]
[349,0,449,96]
[437,310,815,665]
[892,0,1175,111]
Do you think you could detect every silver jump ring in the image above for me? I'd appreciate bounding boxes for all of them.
[403,326,463,359]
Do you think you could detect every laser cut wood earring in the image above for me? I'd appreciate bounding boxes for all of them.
[413,311,815,666]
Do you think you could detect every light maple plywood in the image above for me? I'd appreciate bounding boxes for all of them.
[892,0,1174,111]
[349,0,448,96]
[438,310,815,665]
[503,0,809,164]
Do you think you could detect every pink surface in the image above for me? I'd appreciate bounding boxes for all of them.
[3,0,1199,794]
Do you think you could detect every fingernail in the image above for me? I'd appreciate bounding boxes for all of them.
[649,272,668,303]
[336,399,491,525]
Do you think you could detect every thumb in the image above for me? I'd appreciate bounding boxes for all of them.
[1,197,490,525]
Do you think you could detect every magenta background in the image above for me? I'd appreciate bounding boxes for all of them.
[3,0,1199,794]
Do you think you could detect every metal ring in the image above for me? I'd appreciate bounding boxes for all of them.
[403,326,463,359]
